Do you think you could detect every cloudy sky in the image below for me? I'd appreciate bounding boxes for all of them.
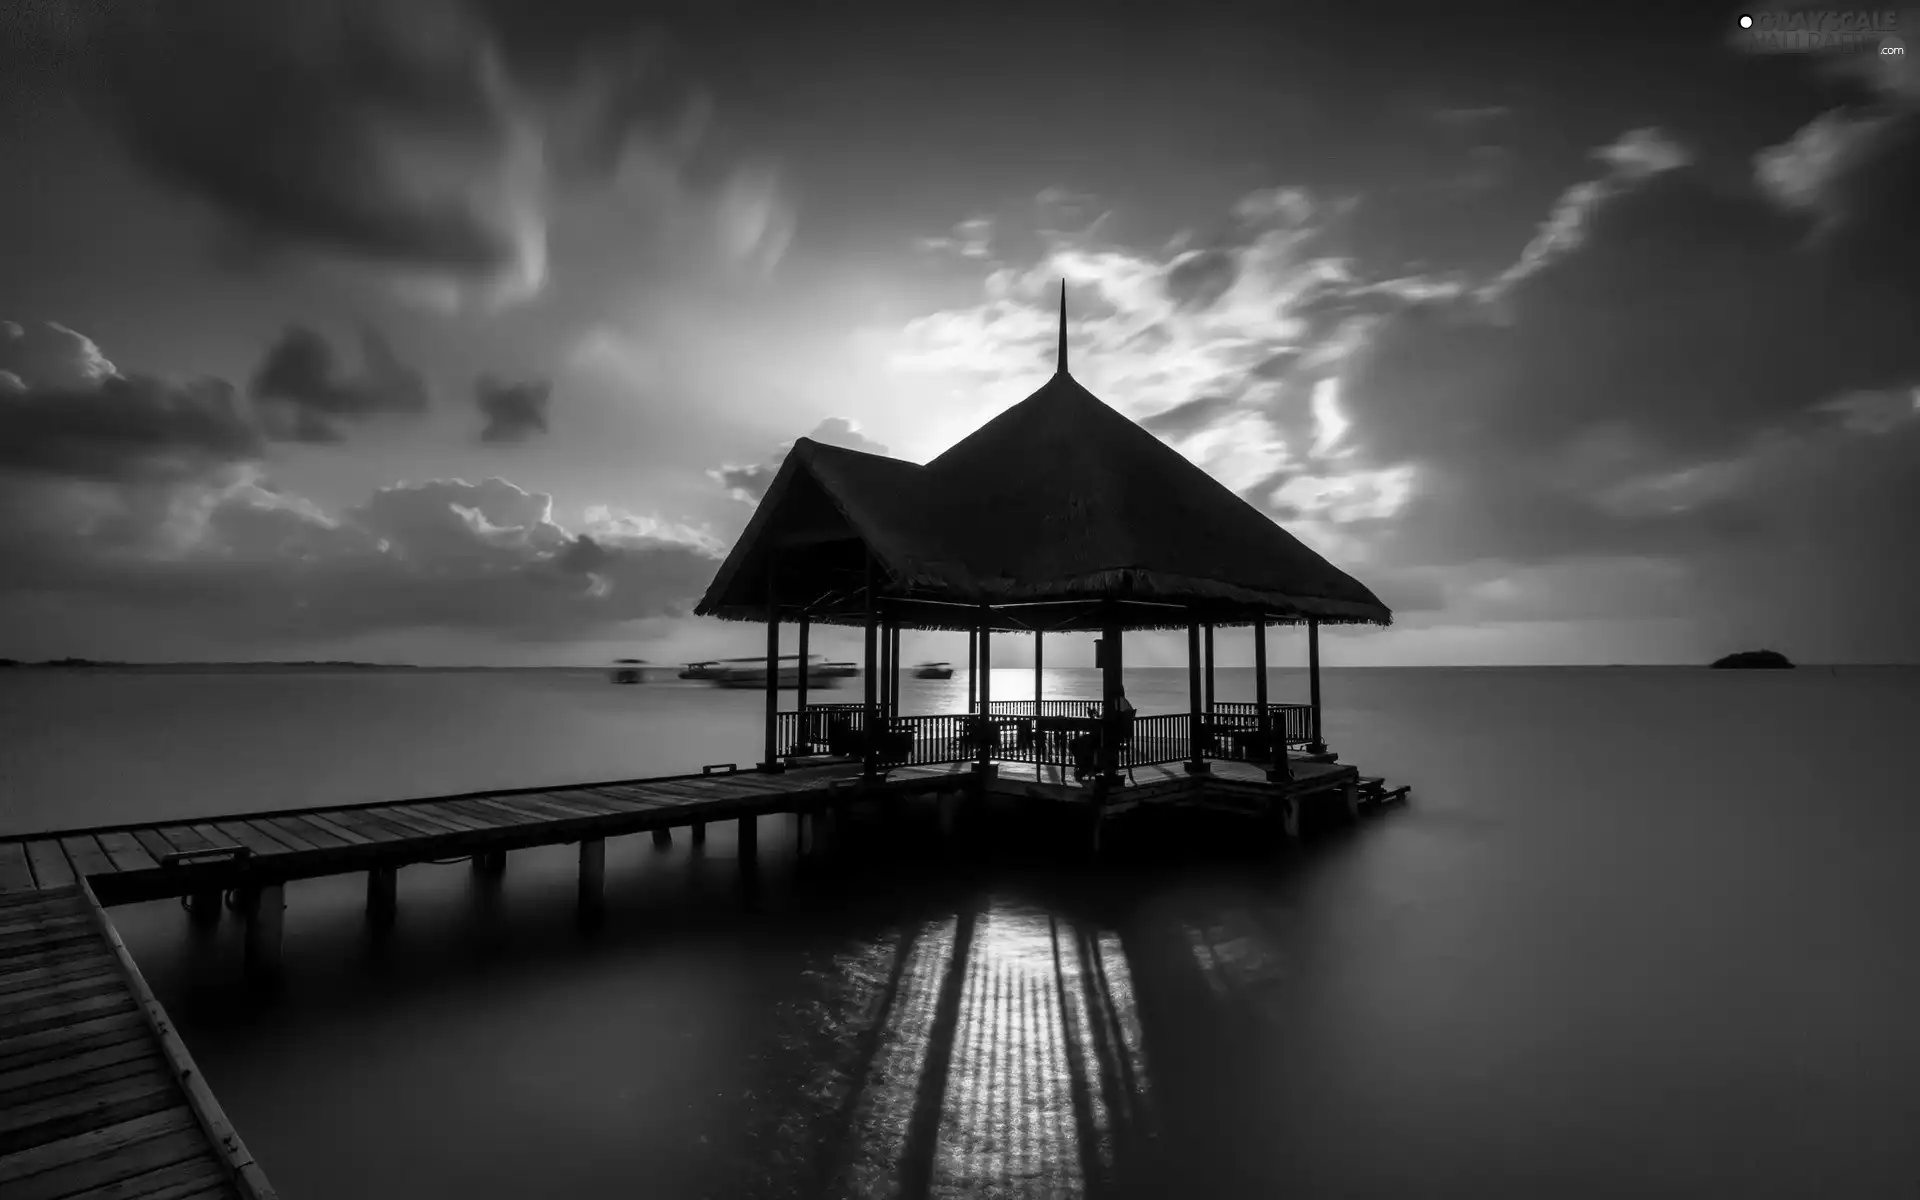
[1,0,1916,667]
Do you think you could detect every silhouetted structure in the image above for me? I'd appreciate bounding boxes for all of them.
[698,282,1391,788]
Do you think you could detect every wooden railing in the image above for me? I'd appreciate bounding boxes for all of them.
[985,699,1105,720]
[778,704,1303,770]
[777,709,1194,771]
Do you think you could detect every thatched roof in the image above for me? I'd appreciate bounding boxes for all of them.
[696,288,1392,632]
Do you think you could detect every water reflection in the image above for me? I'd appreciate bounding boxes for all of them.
[783,899,1157,1200]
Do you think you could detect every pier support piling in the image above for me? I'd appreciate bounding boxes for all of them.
[243,883,284,981]
[187,890,222,928]
[1280,794,1303,840]
[651,827,673,849]
[473,850,507,877]
[691,821,706,847]
[578,838,606,925]
[367,865,398,929]
[738,815,758,860]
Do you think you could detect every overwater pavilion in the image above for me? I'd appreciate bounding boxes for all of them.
[696,285,1392,792]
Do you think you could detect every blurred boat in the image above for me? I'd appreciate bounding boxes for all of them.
[610,658,646,684]
[913,662,954,679]
[713,654,844,689]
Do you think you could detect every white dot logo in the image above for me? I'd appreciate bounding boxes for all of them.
[1739,14,1754,28]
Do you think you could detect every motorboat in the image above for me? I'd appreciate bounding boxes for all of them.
[610,658,646,684]
[712,654,844,689]
[913,662,954,679]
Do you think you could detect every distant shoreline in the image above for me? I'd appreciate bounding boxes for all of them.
[0,660,1909,673]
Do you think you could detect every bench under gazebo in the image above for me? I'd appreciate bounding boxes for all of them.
[696,285,1392,797]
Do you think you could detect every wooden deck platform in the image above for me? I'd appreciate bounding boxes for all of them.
[0,884,273,1199]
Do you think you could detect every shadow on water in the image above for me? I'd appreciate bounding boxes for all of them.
[125,801,1408,1200]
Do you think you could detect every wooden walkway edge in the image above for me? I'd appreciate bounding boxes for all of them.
[0,882,274,1199]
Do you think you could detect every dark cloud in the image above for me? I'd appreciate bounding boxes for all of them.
[1162,248,1239,310]
[475,375,552,443]
[711,417,889,502]
[82,1,524,279]
[1139,395,1236,440]
[250,326,430,443]
[0,321,263,482]
[57,0,732,299]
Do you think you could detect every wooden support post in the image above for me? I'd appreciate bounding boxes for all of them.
[473,850,506,877]
[243,882,284,981]
[578,838,605,925]
[967,628,978,713]
[651,827,672,849]
[890,621,903,718]
[1308,617,1326,755]
[1098,603,1122,785]
[691,821,707,847]
[759,564,783,773]
[1253,617,1271,763]
[187,890,222,928]
[1204,622,1216,719]
[1185,619,1208,773]
[1034,630,1043,713]
[1280,792,1304,840]
[738,815,759,860]
[795,613,810,749]
[864,555,880,779]
[367,866,397,929]
[975,604,994,772]
[1342,777,1361,822]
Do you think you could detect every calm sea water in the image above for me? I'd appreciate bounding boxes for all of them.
[3,666,1918,1198]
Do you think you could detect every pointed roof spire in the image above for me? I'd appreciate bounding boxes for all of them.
[1056,279,1069,376]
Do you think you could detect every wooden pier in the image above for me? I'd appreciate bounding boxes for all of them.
[0,746,1406,1195]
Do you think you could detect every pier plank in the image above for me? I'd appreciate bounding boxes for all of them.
[0,1106,196,1187]
[435,799,549,832]
[131,830,180,867]
[96,832,160,875]
[380,806,476,837]
[2,1121,209,1200]
[0,1012,151,1075]
[578,785,686,810]
[262,816,350,851]
[0,953,118,996]
[458,796,577,827]
[394,804,494,834]
[0,1067,181,1156]
[244,820,322,855]
[58,837,119,882]
[325,807,428,844]
[208,823,294,859]
[490,793,604,821]
[22,843,75,891]
[0,844,35,894]
[291,811,376,846]
[358,807,459,840]
[531,790,632,817]
[150,826,218,856]
[186,827,248,859]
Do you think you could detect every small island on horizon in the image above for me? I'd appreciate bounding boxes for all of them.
[1710,649,1794,669]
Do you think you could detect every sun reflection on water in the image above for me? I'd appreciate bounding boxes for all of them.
[804,899,1157,1199]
